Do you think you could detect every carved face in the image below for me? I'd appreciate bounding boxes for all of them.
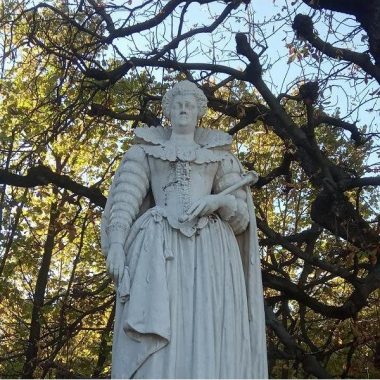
[170,94,198,133]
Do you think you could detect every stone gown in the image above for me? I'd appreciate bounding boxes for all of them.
[101,127,268,379]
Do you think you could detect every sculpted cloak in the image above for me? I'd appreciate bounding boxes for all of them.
[101,126,268,378]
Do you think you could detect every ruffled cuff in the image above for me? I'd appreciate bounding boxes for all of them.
[106,223,129,245]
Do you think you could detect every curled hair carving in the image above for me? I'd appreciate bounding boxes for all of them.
[162,80,208,119]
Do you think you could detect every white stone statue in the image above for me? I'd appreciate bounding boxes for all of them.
[101,80,268,378]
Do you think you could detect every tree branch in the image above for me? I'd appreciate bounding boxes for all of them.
[254,153,294,188]
[339,176,380,190]
[265,304,331,378]
[301,0,380,64]
[257,217,355,281]
[85,56,246,84]
[316,114,364,145]
[0,167,106,208]
[292,14,380,84]
[89,103,160,126]
[311,190,380,250]
[264,262,380,320]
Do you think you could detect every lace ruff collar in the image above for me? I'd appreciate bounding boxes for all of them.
[134,126,232,163]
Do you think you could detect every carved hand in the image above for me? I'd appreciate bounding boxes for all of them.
[106,243,125,285]
[179,194,236,222]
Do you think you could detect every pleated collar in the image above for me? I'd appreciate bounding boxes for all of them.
[133,126,232,163]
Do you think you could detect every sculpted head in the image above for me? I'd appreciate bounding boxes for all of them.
[162,81,208,132]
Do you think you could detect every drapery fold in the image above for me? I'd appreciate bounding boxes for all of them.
[111,205,267,378]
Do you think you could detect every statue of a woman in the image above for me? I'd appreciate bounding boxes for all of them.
[101,80,267,378]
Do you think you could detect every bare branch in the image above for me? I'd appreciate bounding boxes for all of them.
[265,304,331,378]
[0,167,106,208]
[292,14,380,84]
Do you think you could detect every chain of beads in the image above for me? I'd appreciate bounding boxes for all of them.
[175,161,191,214]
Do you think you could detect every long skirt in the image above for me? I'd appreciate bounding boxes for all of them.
[111,207,253,378]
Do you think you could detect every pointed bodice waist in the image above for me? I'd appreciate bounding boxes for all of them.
[147,157,219,230]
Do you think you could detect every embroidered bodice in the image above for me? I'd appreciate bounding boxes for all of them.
[147,156,219,233]
[134,126,233,234]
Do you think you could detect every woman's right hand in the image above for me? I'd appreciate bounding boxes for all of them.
[179,194,236,223]
[106,243,125,285]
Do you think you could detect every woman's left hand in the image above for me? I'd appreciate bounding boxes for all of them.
[179,194,235,222]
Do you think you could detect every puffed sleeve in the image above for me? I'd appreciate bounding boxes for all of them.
[102,145,150,251]
[213,153,249,235]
